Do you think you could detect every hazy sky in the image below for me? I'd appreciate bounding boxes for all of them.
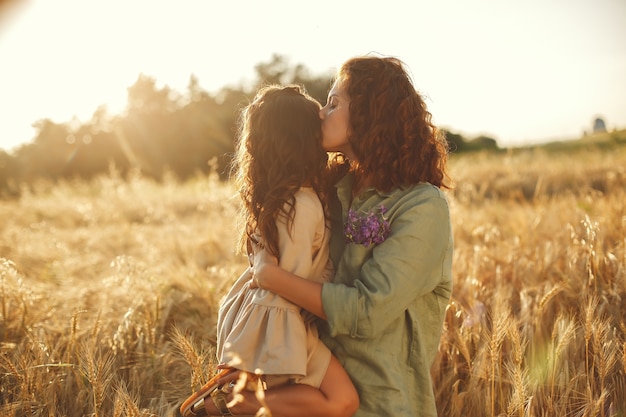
[1,0,625,152]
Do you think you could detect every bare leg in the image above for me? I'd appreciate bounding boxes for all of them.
[204,355,359,417]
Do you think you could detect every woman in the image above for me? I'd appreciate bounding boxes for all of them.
[208,56,453,417]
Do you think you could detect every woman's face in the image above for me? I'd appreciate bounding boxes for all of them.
[320,79,353,158]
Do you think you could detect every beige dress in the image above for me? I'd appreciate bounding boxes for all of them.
[216,187,334,388]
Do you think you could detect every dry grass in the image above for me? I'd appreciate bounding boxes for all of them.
[435,145,626,416]
[0,168,241,416]
[1,146,625,416]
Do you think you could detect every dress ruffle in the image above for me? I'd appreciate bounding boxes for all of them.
[217,269,315,377]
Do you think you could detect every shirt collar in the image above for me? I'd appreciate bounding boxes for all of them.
[334,172,396,206]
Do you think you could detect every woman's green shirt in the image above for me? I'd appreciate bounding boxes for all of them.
[320,173,453,417]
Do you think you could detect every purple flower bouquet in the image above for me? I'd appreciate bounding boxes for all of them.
[344,205,390,247]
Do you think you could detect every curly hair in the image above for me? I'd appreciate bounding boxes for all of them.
[233,85,327,258]
[336,56,450,191]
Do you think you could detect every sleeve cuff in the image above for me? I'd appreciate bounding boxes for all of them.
[321,282,358,338]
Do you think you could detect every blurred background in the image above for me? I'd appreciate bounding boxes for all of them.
[0,0,625,189]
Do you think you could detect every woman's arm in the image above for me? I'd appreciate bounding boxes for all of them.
[253,249,327,320]
[255,187,453,338]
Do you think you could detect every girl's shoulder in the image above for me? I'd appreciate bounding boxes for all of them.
[294,186,322,205]
[292,187,325,221]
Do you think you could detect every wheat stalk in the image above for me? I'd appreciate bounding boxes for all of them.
[113,380,143,417]
[505,322,528,417]
[170,326,206,390]
[66,309,85,364]
[595,319,619,417]
[488,300,509,417]
[505,360,528,417]
[77,341,116,417]
[583,295,599,394]
[548,315,575,402]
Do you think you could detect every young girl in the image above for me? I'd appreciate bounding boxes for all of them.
[180,85,358,417]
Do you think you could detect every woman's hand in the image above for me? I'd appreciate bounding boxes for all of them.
[248,240,327,319]
[248,242,278,289]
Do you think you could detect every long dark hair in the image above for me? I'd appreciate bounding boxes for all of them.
[233,85,327,258]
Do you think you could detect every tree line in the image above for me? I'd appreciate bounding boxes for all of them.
[0,54,497,198]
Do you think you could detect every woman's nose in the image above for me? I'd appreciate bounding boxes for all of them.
[318,107,325,120]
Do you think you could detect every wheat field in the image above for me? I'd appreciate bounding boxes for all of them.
[1,143,625,416]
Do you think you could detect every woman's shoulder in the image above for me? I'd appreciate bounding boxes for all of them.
[402,182,448,201]
[386,183,451,219]
[387,183,451,227]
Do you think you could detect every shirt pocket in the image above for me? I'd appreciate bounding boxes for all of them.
[340,243,374,282]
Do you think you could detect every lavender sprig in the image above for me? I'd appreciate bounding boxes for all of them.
[344,205,390,247]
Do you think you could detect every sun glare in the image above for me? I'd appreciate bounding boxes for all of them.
[1,0,625,152]
[0,1,155,151]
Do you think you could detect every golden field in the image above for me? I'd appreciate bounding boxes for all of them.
[1,139,625,416]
